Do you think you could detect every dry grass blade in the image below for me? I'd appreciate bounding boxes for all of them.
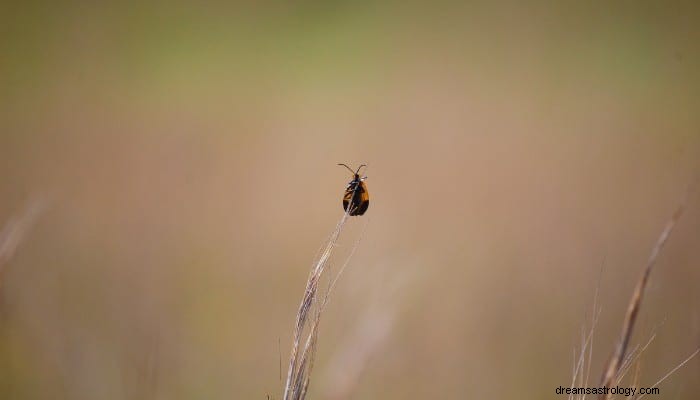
[597,195,688,400]
[322,271,415,400]
[635,347,700,399]
[0,199,46,273]
[570,266,603,400]
[282,208,365,400]
[570,307,602,400]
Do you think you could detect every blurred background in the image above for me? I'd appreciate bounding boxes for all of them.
[1,1,699,399]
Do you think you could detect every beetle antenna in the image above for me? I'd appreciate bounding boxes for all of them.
[337,163,355,174]
[355,164,367,174]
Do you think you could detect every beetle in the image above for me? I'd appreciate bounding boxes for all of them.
[338,163,369,216]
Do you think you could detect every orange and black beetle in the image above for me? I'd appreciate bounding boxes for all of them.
[338,163,369,216]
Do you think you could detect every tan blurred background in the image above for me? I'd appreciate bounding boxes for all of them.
[1,2,700,399]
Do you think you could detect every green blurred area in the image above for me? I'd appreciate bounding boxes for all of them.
[3,2,698,101]
[1,2,699,399]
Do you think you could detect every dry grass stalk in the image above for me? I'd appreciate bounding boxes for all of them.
[0,199,45,272]
[322,271,416,400]
[282,209,365,400]
[634,348,700,399]
[596,193,691,400]
[569,277,602,400]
